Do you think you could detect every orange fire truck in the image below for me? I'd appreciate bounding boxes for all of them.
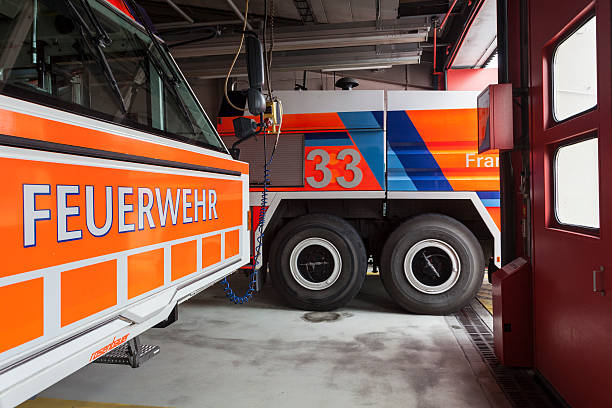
[0,0,252,406]
[219,88,500,315]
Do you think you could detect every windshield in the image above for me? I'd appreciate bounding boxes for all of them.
[0,0,226,152]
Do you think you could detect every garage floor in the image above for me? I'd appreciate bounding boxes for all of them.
[33,276,511,408]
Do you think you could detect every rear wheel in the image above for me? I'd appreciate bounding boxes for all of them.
[270,214,367,311]
[380,214,484,314]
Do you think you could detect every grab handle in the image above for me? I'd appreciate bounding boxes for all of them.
[593,266,605,296]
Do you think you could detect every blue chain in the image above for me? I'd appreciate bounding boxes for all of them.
[219,136,275,304]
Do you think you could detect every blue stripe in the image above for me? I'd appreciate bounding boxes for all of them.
[387,155,417,191]
[305,132,352,147]
[477,191,501,200]
[305,139,352,147]
[480,199,501,207]
[372,111,384,129]
[386,110,452,191]
[337,112,385,189]
[337,111,382,129]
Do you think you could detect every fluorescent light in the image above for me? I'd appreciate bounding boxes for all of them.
[321,65,393,72]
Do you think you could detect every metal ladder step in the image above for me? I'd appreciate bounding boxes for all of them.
[94,337,159,368]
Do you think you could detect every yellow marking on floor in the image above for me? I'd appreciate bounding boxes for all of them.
[477,281,493,315]
[19,398,173,408]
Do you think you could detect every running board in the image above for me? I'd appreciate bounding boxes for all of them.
[94,337,159,368]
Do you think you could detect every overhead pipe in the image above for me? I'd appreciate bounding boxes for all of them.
[164,0,194,24]
[171,20,430,57]
[433,25,438,72]
[156,19,242,31]
[433,0,458,82]
[440,0,459,30]
[225,0,253,31]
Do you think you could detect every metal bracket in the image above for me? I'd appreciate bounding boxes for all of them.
[153,305,178,328]
[512,87,529,97]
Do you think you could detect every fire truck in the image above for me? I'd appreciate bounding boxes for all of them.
[218,87,500,314]
[0,0,255,406]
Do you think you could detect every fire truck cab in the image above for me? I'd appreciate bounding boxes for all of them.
[0,1,252,406]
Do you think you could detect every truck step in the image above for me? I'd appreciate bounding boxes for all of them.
[94,337,159,368]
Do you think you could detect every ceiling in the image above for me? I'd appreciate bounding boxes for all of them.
[137,0,498,87]
[448,0,497,68]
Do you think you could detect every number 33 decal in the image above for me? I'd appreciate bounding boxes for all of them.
[306,148,363,189]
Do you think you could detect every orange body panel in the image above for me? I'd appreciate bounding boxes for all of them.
[61,261,117,326]
[224,230,240,259]
[171,240,198,281]
[406,109,500,192]
[217,112,346,135]
[0,109,248,174]
[0,278,44,353]
[202,235,222,268]
[1,158,242,278]
[487,207,502,231]
[128,249,165,299]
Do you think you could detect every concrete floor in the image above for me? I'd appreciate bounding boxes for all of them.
[37,276,511,408]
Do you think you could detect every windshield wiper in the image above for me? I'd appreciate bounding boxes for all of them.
[64,0,127,114]
[133,34,200,139]
[124,0,181,82]
[123,0,202,139]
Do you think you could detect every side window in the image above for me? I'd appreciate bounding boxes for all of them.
[0,0,156,127]
[554,137,599,229]
[552,16,597,121]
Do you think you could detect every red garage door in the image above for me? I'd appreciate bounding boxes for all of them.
[529,0,612,406]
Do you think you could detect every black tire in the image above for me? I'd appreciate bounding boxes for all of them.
[269,214,367,311]
[380,214,484,315]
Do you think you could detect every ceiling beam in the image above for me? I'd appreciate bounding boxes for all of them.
[308,0,328,23]
[379,0,399,20]
[398,0,449,16]
[292,0,316,23]
[224,0,253,30]
[137,0,301,29]
[164,0,193,24]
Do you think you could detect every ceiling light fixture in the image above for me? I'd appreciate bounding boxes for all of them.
[321,65,393,72]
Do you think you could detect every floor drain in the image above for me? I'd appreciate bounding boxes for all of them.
[454,306,560,408]
[301,312,342,323]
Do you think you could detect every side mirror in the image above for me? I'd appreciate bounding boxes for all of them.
[245,35,266,115]
[230,117,258,159]
[247,88,266,116]
[233,117,258,139]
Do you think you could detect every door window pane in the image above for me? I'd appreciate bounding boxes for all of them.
[552,16,597,121]
[554,138,599,228]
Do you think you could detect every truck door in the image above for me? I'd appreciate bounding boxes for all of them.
[529,0,611,406]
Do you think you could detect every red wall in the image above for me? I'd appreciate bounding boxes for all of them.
[446,68,498,91]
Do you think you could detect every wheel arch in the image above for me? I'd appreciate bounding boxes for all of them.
[386,191,501,268]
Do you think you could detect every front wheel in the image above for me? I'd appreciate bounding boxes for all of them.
[380,214,484,314]
[269,214,367,311]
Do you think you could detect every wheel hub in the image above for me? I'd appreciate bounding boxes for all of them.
[404,239,460,294]
[290,237,342,290]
